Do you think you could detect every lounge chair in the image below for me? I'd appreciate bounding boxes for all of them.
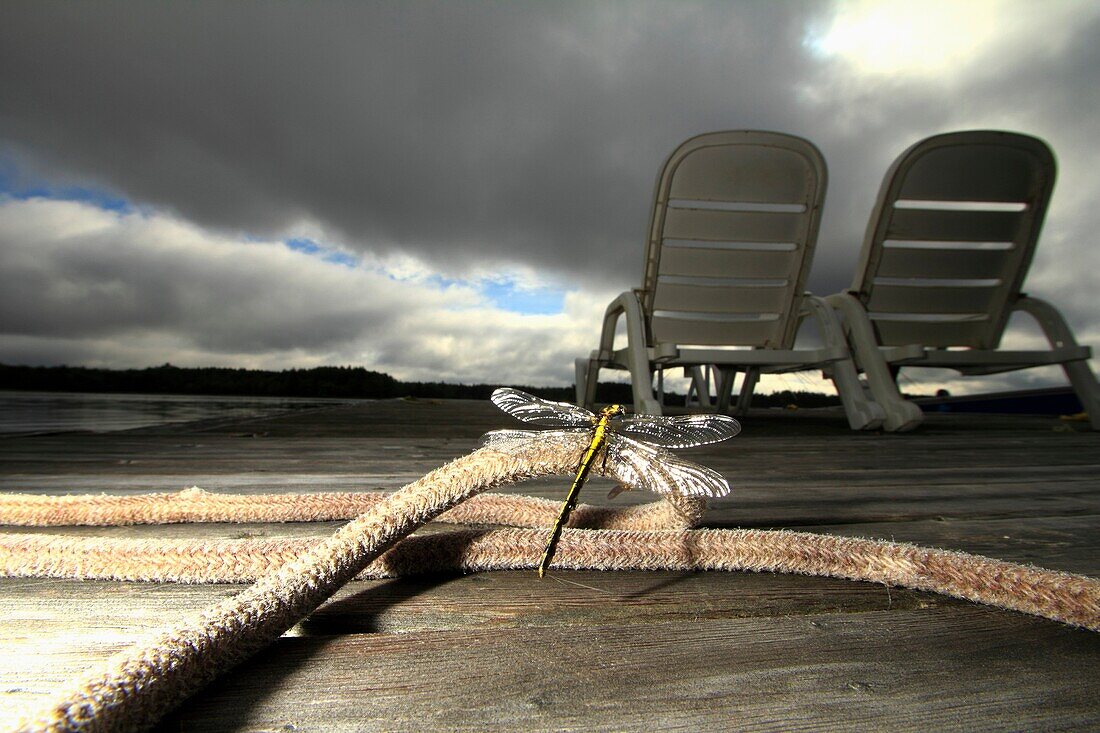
[575,130,885,430]
[826,130,1100,431]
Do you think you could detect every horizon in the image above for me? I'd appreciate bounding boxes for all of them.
[0,361,874,400]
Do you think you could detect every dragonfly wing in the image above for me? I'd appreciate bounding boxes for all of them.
[491,388,595,427]
[613,414,741,448]
[479,429,542,453]
[605,435,731,498]
[480,429,589,456]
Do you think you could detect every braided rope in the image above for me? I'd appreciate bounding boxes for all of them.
[0,487,698,530]
[2,528,1095,631]
[6,442,1099,732]
[15,445,567,732]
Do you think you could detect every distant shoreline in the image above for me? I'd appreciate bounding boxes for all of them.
[0,363,562,401]
[0,363,847,408]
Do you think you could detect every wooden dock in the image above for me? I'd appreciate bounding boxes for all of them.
[1,398,1099,730]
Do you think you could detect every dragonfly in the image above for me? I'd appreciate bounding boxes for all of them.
[482,387,741,577]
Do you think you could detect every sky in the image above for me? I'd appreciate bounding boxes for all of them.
[1,0,1099,397]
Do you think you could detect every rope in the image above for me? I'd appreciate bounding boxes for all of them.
[4,440,1098,732]
[2,529,1094,629]
[0,487,697,530]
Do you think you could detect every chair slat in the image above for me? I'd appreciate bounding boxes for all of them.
[865,284,1001,314]
[876,247,1017,280]
[662,208,803,242]
[886,208,1023,242]
[652,282,789,313]
[650,315,782,347]
[659,246,800,279]
[870,318,990,348]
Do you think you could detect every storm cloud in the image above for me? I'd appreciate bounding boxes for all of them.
[0,197,607,384]
[1,1,1098,392]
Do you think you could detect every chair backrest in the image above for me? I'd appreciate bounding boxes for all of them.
[851,130,1056,349]
[640,130,827,349]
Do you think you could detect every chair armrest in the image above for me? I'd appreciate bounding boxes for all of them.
[824,292,924,363]
[596,291,648,358]
[588,290,663,415]
[800,293,856,361]
[1012,295,1086,353]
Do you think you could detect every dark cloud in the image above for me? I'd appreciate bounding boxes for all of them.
[1,1,1097,389]
[0,1,832,287]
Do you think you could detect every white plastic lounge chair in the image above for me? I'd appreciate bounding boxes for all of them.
[827,130,1100,431]
[575,130,885,430]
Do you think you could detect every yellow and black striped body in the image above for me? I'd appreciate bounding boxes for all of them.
[538,404,623,577]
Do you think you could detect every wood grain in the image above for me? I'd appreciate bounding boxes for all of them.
[156,606,1100,732]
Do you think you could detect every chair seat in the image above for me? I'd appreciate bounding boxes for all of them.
[885,345,1092,375]
[592,345,850,372]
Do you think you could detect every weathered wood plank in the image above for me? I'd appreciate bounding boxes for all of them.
[4,430,1098,473]
[1,400,1097,730]
[5,600,1095,730]
[0,571,951,641]
[152,606,1100,732]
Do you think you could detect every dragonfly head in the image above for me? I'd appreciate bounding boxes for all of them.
[599,404,624,420]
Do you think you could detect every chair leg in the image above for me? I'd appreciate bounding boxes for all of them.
[716,368,736,412]
[821,360,886,431]
[1063,360,1100,430]
[825,293,922,432]
[802,295,886,430]
[630,372,662,415]
[735,368,759,415]
[616,354,660,415]
[1016,296,1100,430]
[686,367,713,409]
[701,366,714,407]
[574,358,592,408]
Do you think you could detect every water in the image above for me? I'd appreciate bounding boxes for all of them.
[0,391,358,434]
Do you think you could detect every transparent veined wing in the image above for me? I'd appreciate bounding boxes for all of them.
[491,388,596,428]
[613,413,741,449]
[605,434,731,498]
[480,428,590,456]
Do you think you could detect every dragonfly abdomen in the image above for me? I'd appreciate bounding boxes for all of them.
[537,409,618,577]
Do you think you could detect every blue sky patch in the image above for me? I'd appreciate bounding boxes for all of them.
[0,159,132,212]
[403,272,565,315]
[423,274,460,288]
[323,250,359,268]
[285,237,359,268]
[285,237,322,255]
[480,279,564,315]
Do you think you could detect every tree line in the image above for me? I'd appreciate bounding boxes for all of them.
[0,363,844,408]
